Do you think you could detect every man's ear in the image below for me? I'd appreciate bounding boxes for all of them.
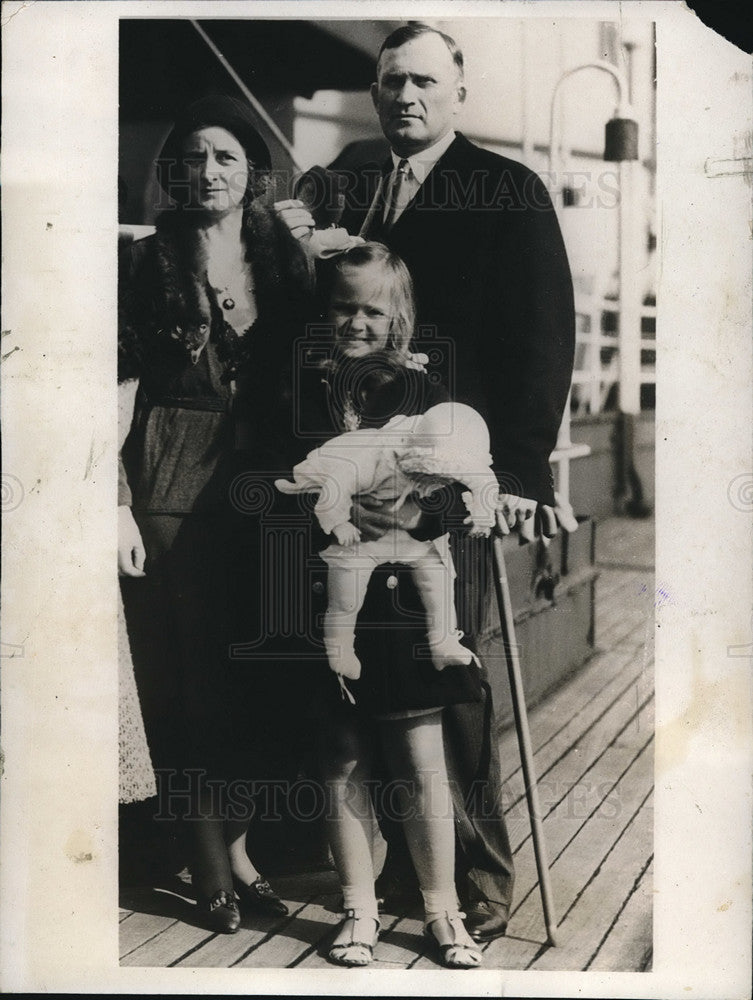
[456,84,467,106]
[370,81,379,110]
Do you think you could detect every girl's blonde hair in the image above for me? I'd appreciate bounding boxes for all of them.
[329,242,416,362]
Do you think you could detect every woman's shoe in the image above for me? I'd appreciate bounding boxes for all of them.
[328,909,380,967]
[199,888,241,934]
[233,876,289,917]
[425,911,483,969]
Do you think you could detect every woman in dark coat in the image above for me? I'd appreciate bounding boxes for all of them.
[118,96,312,932]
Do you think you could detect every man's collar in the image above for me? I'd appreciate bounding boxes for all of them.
[389,130,457,183]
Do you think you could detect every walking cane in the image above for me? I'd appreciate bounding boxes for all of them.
[491,529,560,946]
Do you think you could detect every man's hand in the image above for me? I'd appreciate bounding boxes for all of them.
[552,493,579,533]
[273,198,315,243]
[118,505,146,577]
[351,496,422,541]
[274,199,365,259]
[495,493,578,543]
[495,494,537,538]
[404,351,429,372]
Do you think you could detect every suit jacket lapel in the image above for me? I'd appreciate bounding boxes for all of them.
[358,157,393,240]
[337,157,385,237]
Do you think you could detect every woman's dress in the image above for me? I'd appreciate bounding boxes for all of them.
[118,205,314,796]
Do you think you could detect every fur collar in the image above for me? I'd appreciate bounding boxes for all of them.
[119,199,311,382]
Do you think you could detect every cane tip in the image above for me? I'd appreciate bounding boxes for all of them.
[546,925,560,947]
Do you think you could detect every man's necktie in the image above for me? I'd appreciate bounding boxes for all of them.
[383,159,412,231]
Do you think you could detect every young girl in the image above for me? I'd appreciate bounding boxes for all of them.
[299,243,485,968]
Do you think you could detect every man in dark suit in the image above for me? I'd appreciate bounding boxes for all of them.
[277,22,574,943]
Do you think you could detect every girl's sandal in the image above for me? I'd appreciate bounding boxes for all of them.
[328,908,380,967]
[425,911,483,969]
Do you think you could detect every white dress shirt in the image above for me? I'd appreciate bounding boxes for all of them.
[382,129,457,226]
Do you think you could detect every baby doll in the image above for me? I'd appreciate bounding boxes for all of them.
[275,401,499,697]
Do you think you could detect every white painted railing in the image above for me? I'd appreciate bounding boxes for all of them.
[570,295,656,417]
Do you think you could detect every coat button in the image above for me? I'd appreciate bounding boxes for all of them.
[386,575,398,590]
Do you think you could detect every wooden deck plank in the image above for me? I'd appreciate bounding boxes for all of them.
[600,619,652,660]
[512,735,651,934]
[530,793,654,971]
[595,518,654,569]
[595,621,651,662]
[511,702,653,901]
[377,913,429,969]
[121,915,213,967]
[533,736,654,925]
[503,644,650,809]
[537,651,653,770]
[481,793,653,971]
[596,603,652,654]
[294,911,423,968]
[119,910,179,960]
[172,927,269,968]
[233,894,343,968]
[594,567,636,606]
[498,629,649,779]
[497,660,651,832]
[498,577,653,771]
[174,873,340,968]
[595,572,654,649]
[596,560,649,589]
[515,703,653,868]
[587,860,653,972]
[503,672,654,855]
[595,565,651,605]
[172,901,312,968]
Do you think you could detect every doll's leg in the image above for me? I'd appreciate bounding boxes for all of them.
[411,551,472,669]
[323,562,374,679]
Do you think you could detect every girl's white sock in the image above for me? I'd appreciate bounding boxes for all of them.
[341,884,379,923]
[421,887,461,924]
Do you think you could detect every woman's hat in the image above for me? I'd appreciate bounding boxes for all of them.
[156,94,272,200]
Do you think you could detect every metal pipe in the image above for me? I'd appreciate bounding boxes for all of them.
[548,60,632,176]
[547,59,645,508]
